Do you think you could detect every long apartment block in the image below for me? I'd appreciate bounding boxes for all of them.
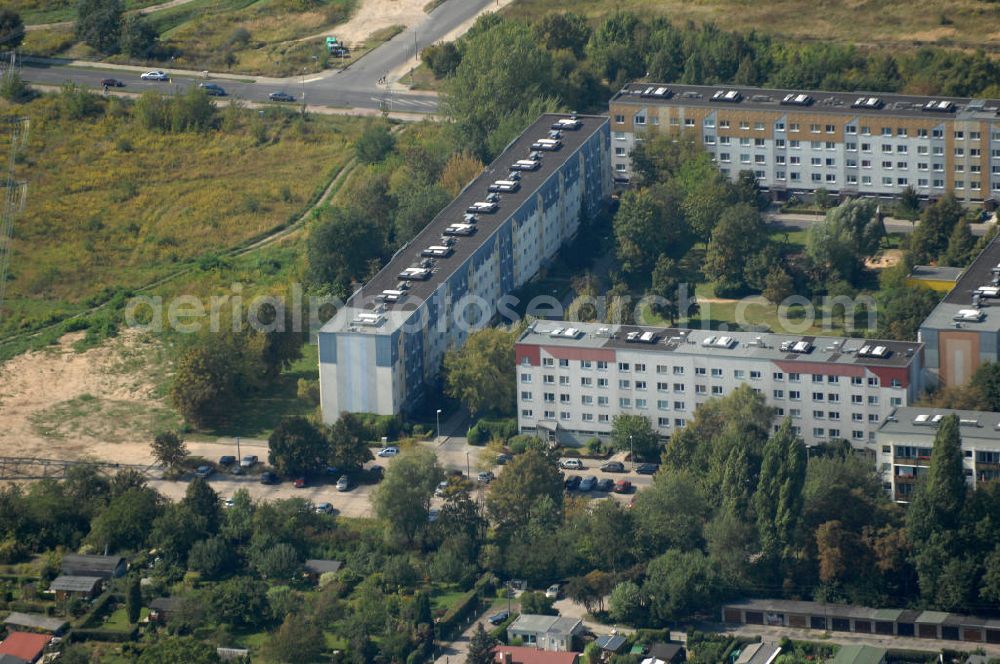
[609,83,1000,202]
[317,114,612,420]
[515,322,923,449]
[876,407,1000,502]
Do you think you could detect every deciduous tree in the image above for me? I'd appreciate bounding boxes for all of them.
[268,416,329,478]
[373,448,442,544]
[444,327,516,417]
[151,431,187,470]
[76,0,123,54]
[486,449,563,534]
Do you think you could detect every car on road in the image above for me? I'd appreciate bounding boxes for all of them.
[578,475,597,492]
[336,475,351,491]
[100,78,125,87]
[600,461,625,473]
[198,82,226,96]
[595,478,614,493]
[260,471,279,485]
[377,446,399,457]
[315,502,334,514]
[293,477,307,488]
[560,458,584,470]
[268,91,297,102]
[635,463,658,475]
[488,611,509,626]
[564,475,581,491]
[545,584,560,599]
[496,453,512,465]
[240,455,258,468]
[140,70,169,81]
[218,455,236,466]
[614,480,633,494]
[478,471,494,483]
[194,465,213,479]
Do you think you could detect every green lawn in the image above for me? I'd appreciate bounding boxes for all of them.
[104,606,147,631]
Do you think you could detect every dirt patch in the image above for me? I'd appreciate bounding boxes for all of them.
[902,27,957,42]
[867,249,903,270]
[318,0,427,46]
[0,330,177,462]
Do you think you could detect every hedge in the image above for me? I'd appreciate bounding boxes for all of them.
[76,591,117,629]
[490,612,518,642]
[467,418,518,445]
[69,626,138,643]
[437,589,479,639]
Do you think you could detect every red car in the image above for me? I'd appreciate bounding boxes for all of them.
[293,477,306,488]
[100,78,125,87]
[613,480,632,494]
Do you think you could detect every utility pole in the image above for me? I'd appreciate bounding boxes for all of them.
[629,434,634,470]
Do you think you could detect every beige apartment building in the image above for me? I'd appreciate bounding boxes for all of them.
[609,83,1000,203]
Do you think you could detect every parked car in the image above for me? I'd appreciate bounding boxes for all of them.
[488,611,509,626]
[140,70,169,81]
[336,475,351,492]
[478,471,494,483]
[545,584,560,599]
[613,480,633,494]
[635,463,658,475]
[198,82,226,96]
[100,78,125,87]
[578,475,597,492]
[260,471,279,485]
[315,502,334,514]
[434,481,449,497]
[240,455,258,468]
[293,477,307,488]
[496,453,512,465]
[368,465,384,481]
[560,458,584,470]
[268,91,296,102]
[229,465,243,475]
[325,465,340,476]
[223,498,235,509]
[595,478,614,492]
[377,446,399,457]
[218,455,236,466]
[194,465,213,479]
[427,508,440,523]
[601,461,625,473]
[564,475,581,491]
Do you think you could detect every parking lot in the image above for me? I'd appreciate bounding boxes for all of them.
[153,437,656,517]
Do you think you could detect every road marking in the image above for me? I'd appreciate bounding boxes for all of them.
[302,76,324,83]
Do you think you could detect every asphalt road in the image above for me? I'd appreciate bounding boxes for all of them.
[20,0,504,113]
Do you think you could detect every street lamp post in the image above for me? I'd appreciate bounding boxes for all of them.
[629,434,634,471]
[436,408,442,443]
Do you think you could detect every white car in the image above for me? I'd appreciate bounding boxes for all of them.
[560,458,584,470]
[545,584,560,599]
[377,446,399,457]
[140,70,169,81]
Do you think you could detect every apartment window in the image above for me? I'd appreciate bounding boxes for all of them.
[789,373,800,382]
[673,383,685,393]
[520,373,532,384]
[773,389,785,399]
[613,114,624,123]
[521,391,532,401]
[861,142,872,152]
[812,375,824,384]
[789,123,800,132]
[734,370,746,380]
[559,376,570,387]
[868,395,879,406]
[719,153,731,163]
[614,146,626,156]
[852,430,864,440]
[790,408,801,419]
[852,413,863,422]
[711,368,723,378]
[868,377,879,387]
[810,123,820,133]
[812,157,822,166]
[829,394,840,403]
[845,124,857,134]
[813,410,825,419]
[695,385,707,395]
[881,144,892,154]
[755,155,766,164]
[811,141,822,150]
[955,148,965,157]
[790,140,801,149]
[750,370,762,380]
[544,393,555,403]
[581,360,592,370]
[712,385,724,395]
[812,392,825,401]
[775,122,785,131]
[869,414,880,423]
[582,395,593,405]
[635,380,647,390]
[619,397,631,408]
[847,174,857,185]
[543,375,555,385]
[719,136,731,146]
[955,131,964,139]
[618,362,631,372]
[521,409,533,418]
[826,141,836,150]
[598,396,609,406]
[542,358,553,367]
[917,128,928,138]
[597,361,608,370]
[776,139,786,148]
[739,121,750,130]
[560,394,570,403]
[754,138,766,148]
[754,121,765,131]
[790,156,801,165]
[739,138,751,148]
[829,411,841,421]
[703,135,716,145]
[635,115,646,125]
[658,417,670,427]
[719,119,731,129]
[773,372,784,381]
[829,428,841,438]
[598,378,609,388]
[852,394,863,405]
[813,427,826,437]
[971,131,981,140]
[675,418,686,428]
[657,382,669,392]
[891,397,902,407]
[846,142,857,151]
[635,363,646,373]
[897,145,908,154]
[598,414,609,423]
[582,413,594,422]
[790,390,801,401]
[881,127,892,136]
[674,401,686,411]
[695,367,707,376]
[684,118,695,127]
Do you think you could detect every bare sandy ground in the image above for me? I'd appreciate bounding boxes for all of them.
[0,330,167,463]
[298,0,430,46]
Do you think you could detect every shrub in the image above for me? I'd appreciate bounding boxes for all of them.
[0,72,31,102]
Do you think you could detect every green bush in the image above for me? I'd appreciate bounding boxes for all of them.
[469,418,518,445]
[437,589,479,639]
